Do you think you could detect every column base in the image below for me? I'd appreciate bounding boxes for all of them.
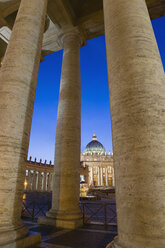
[106,236,122,248]
[38,208,83,229]
[3,233,41,248]
[38,215,83,229]
[0,224,41,248]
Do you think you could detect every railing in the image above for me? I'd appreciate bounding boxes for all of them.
[22,199,51,221]
[80,202,117,228]
[22,197,117,228]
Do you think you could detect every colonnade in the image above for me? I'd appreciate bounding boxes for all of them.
[104,0,165,247]
[0,0,164,247]
[25,170,53,192]
[90,166,114,187]
[0,0,48,246]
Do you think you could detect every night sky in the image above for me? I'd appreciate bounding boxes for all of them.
[28,16,165,162]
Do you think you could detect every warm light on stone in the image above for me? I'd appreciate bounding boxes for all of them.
[0,0,164,246]
[0,0,48,246]
[104,0,165,247]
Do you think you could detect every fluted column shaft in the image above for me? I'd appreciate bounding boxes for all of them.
[0,0,47,245]
[43,29,83,229]
[104,0,165,247]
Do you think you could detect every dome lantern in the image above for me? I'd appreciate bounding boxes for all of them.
[92,133,97,141]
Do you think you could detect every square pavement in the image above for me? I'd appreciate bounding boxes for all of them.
[24,220,117,248]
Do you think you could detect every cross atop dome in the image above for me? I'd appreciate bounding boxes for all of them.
[92,133,97,141]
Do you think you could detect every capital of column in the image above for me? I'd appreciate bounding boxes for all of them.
[59,27,86,48]
[44,15,50,32]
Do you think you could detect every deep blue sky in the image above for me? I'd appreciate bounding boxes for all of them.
[28,16,165,162]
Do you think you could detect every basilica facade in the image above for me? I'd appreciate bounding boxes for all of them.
[81,134,114,187]
[24,134,114,192]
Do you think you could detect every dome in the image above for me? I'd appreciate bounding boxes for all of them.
[83,134,106,155]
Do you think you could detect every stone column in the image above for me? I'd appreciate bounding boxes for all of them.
[43,172,47,192]
[41,173,44,191]
[39,28,83,229]
[112,168,115,187]
[49,173,53,191]
[97,167,100,186]
[47,173,50,192]
[30,172,33,191]
[32,172,37,192]
[27,170,31,192]
[100,167,103,186]
[0,0,47,246]
[105,168,108,186]
[104,0,165,247]
[37,172,41,192]
[90,167,93,185]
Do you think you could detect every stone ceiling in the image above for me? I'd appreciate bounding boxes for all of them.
[0,0,165,61]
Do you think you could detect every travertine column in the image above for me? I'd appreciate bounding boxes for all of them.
[43,172,47,192]
[0,0,47,246]
[100,167,103,186]
[112,168,115,187]
[47,173,50,192]
[39,28,83,229]
[104,0,165,247]
[37,172,41,192]
[97,167,100,186]
[50,173,53,191]
[32,172,37,192]
[90,167,93,185]
[27,170,31,192]
[105,168,108,186]
[41,173,44,191]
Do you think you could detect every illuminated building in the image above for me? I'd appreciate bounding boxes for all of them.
[81,134,114,187]
[24,134,114,192]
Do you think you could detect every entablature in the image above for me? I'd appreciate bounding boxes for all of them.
[0,0,164,63]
